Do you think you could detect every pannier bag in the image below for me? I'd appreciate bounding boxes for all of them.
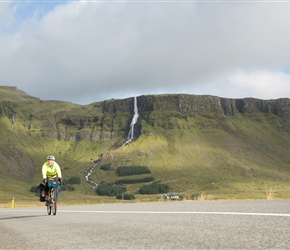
[47,179,58,188]
[38,183,46,202]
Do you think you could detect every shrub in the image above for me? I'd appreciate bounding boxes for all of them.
[96,186,126,196]
[116,193,135,200]
[100,164,111,171]
[68,176,81,184]
[59,176,80,191]
[117,166,151,176]
[30,185,38,193]
[62,176,81,189]
[139,183,169,194]
[115,176,154,185]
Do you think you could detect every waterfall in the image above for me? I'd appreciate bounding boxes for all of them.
[85,97,139,188]
[128,96,139,140]
[85,160,99,188]
[122,97,139,147]
[11,113,15,129]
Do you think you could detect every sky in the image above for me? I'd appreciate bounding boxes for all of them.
[1,0,290,105]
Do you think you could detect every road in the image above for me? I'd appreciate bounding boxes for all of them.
[1,200,290,249]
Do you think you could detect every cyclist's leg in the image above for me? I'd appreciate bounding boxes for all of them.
[45,184,49,196]
[56,183,60,201]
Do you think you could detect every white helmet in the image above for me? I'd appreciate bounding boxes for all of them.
[47,155,55,161]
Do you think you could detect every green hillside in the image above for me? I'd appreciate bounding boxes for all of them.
[1,86,290,207]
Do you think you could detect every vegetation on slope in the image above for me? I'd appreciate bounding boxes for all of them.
[1,86,290,207]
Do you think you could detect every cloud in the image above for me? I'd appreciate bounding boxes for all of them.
[227,70,290,99]
[0,1,14,32]
[1,1,290,104]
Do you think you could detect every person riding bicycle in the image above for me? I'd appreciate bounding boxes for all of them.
[42,155,62,202]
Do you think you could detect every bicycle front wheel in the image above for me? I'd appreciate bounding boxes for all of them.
[52,189,57,215]
[47,202,51,215]
[52,201,57,215]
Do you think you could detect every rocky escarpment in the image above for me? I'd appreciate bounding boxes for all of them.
[2,88,290,143]
[103,94,290,119]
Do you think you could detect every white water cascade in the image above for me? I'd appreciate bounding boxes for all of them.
[85,160,99,188]
[85,97,139,188]
[122,97,139,147]
[11,113,15,129]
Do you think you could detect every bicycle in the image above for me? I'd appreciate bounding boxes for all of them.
[46,178,58,216]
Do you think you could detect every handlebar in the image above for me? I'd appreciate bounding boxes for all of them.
[47,178,58,188]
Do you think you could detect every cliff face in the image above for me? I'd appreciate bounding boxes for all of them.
[103,94,290,119]
[1,86,290,144]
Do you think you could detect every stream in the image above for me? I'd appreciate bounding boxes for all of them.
[85,96,139,187]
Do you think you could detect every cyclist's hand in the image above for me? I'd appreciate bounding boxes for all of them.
[58,178,62,186]
[43,178,47,184]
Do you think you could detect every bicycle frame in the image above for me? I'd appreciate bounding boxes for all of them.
[46,178,58,216]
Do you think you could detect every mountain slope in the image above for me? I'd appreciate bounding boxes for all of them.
[1,86,290,205]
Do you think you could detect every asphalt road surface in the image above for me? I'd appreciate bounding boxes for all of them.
[1,200,290,250]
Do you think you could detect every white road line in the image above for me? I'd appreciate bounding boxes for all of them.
[56,210,290,217]
[3,209,290,217]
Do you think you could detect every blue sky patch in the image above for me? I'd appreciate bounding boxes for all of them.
[282,64,290,74]
[11,0,69,21]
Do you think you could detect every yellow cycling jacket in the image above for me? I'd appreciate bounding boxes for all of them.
[42,161,62,179]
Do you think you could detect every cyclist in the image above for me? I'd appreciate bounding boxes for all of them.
[42,155,62,203]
